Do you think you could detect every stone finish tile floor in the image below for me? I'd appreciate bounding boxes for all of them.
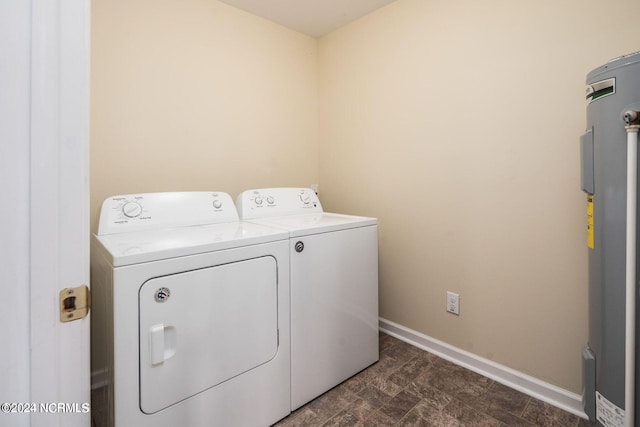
[273,333,590,427]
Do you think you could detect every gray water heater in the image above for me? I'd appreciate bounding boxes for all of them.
[582,51,640,426]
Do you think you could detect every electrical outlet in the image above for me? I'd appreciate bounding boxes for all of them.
[446,291,460,315]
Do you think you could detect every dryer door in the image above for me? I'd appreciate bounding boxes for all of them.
[138,256,279,414]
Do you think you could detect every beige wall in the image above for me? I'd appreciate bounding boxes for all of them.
[91,0,318,232]
[92,0,638,395]
[318,0,638,393]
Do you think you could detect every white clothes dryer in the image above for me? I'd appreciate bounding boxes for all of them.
[91,192,291,427]
[236,188,379,409]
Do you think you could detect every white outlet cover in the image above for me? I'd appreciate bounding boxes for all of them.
[446,291,459,315]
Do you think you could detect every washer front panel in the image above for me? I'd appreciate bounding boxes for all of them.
[290,225,379,409]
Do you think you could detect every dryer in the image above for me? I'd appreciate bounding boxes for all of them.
[236,188,379,409]
[91,192,291,427]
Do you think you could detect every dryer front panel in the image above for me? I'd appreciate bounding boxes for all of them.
[138,256,278,414]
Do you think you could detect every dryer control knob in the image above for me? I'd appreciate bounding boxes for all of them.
[267,196,275,205]
[299,193,311,204]
[122,201,142,218]
[255,196,264,205]
[212,200,222,209]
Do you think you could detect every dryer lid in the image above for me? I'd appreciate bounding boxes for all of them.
[93,221,288,266]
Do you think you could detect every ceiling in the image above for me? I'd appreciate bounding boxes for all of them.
[218,0,399,38]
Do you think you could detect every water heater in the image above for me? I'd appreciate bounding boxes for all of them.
[582,51,640,427]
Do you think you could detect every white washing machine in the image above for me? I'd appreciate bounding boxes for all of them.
[91,192,291,427]
[236,188,379,409]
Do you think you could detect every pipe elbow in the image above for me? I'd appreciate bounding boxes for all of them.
[624,110,640,126]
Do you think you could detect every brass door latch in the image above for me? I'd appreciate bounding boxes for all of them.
[59,285,90,322]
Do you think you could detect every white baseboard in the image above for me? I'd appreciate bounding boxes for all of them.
[378,317,587,419]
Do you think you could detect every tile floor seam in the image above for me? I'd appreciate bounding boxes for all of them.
[520,398,532,418]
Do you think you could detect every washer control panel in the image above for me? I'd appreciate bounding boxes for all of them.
[236,188,323,219]
[97,192,238,235]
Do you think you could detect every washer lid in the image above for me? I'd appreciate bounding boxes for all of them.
[93,221,288,267]
[249,212,377,237]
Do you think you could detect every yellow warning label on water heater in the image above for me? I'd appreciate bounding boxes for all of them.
[587,195,594,249]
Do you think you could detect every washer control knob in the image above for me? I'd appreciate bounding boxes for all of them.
[212,200,222,209]
[267,196,275,205]
[122,201,142,218]
[299,193,311,204]
[255,196,263,205]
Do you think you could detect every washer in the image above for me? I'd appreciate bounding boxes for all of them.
[91,192,291,427]
[236,188,379,409]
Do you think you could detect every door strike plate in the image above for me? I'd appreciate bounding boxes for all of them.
[60,285,90,322]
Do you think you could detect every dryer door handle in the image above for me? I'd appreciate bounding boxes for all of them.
[148,324,177,366]
[149,324,165,366]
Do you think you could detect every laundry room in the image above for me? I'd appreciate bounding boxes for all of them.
[89,0,638,424]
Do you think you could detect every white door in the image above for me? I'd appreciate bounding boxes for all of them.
[0,1,90,427]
